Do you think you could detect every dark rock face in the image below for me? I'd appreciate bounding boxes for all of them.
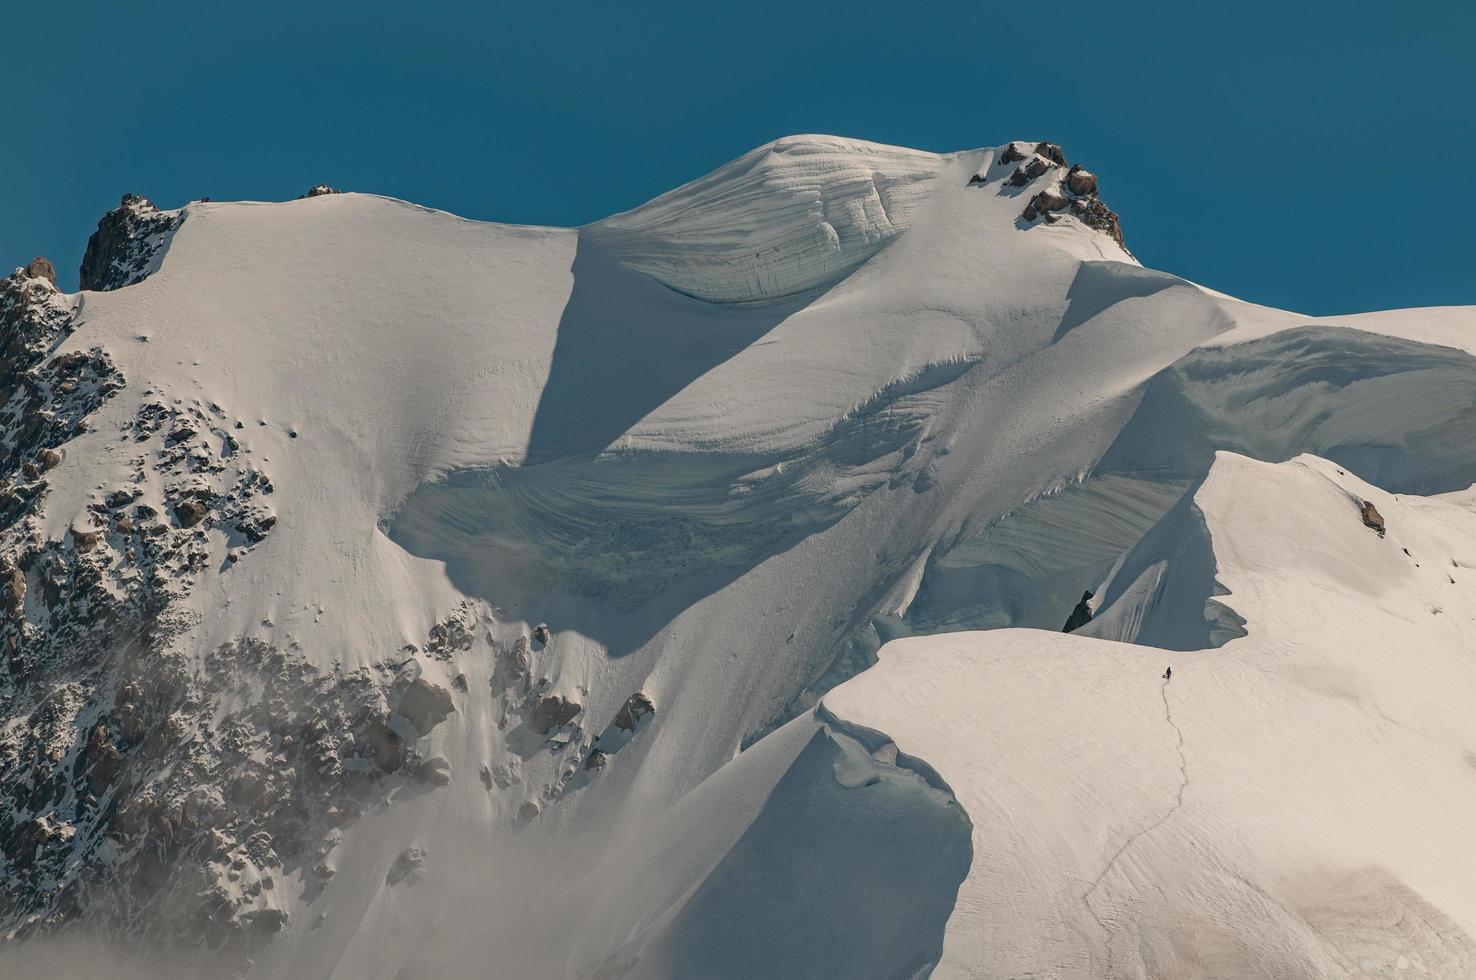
[78,194,183,292]
[299,184,342,199]
[1034,142,1067,167]
[1024,189,1071,222]
[1066,164,1098,197]
[529,694,582,735]
[364,719,405,772]
[1361,500,1386,537]
[1067,197,1126,249]
[614,692,655,733]
[1006,144,1126,251]
[24,257,56,285]
[385,847,426,886]
[396,678,455,734]
[1007,157,1053,188]
[1062,590,1094,633]
[1000,143,1027,165]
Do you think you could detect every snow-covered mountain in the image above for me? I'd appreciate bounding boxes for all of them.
[3,135,1475,979]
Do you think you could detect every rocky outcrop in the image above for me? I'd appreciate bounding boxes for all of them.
[1062,590,1094,633]
[1034,142,1067,167]
[969,141,1126,251]
[24,257,56,285]
[614,692,655,733]
[385,847,426,886]
[1066,164,1098,197]
[1022,188,1071,222]
[396,677,454,734]
[78,194,183,291]
[529,694,582,735]
[1361,500,1386,537]
[1006,156,1053,188]
[299,184,342,199]
[1066,197,1126,249]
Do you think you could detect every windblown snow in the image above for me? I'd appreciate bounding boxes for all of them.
[2,134,1475,980]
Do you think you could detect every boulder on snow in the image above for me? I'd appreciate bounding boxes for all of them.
[1062,590,1094,633]
[1361,500,1386,537]
[1066,165,1098,197]
[1000,143,1027,165]
[396,678,455,734]
[1006,157,1053,188]
[614,692,655,733]
[1027,190,1071,222]
[385,847,426,886]
[301,184,342,198]
[24,257,56,285]
[533,623,551,646]
[529,694,581,735]
[174,498,208,527]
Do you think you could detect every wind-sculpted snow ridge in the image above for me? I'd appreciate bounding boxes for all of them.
[823,452,1476,978]
[2,132,1476,979]
[586,136,949,303]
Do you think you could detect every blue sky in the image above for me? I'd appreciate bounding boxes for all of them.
[5,0,1472,313]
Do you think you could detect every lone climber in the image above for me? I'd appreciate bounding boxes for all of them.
[1163,666,1172,682]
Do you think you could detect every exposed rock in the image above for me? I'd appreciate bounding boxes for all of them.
[38,447,62,471]
[2,559,23,615]
[1000,143,1027,165]
[364,719,405,772]
[79,194,182,292]
[1361,500,1386,537]
[396,677,454,733]
[1034,142,1067,167]
[499,636,531,679]
[533,623,551,646]
[584,749,608,772]
[83,722,124,791]
[1062,590,1094,633]
[415,756,451,786]
[237,512,277,543]
[1006,157,1053,188]
[515,801,540,823]
[1025,189,1071,223]
[386,847,426,886]
[242,907,289,934]
[529,694,582,735]
[1067,165,1098,197]
[24,257,56,285]
[1068,197,1126,250]
[300,184,342,199]
[614,692,655,733]
[175,498,208,527]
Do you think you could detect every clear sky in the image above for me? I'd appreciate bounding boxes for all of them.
[5,0,1472,313]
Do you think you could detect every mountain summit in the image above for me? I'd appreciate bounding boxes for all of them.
[3,137,1476,979]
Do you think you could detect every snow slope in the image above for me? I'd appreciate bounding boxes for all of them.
[1,134,1474,979]
[826,453,1476,978]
